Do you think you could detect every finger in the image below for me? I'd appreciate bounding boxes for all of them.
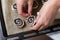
[31,23,40,30]
[34,12,41,24]
[16,1,23,15]
[31,20,42,30]
[38,25,48,31]
[34,16,39,25]
[28,0,33,15]
[38,25,45,31]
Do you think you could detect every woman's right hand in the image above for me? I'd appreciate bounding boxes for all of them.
[16,0,34,17]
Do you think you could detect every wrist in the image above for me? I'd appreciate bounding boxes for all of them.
[50,0,60,8]
[56,0,60,8]
[45,0,59,8]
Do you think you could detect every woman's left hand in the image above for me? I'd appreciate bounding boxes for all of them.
[31,0,59,31]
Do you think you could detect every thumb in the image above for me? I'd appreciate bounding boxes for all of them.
[16,0,24,15]
[28,0,33,15]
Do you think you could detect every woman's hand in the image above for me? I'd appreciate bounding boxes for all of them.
[31,0,59,31]
[16,0,34,17]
